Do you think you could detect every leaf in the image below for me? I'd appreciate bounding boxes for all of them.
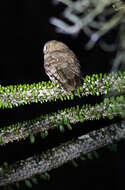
[31,177,38,184]
[40,172,50,181]
[0,136,3,144]
[30,135,35,144]
[87,153,93,160]
[0,167,4,175]
[44,130,48,137]
[59,120,65,133]
[71,160,78,168]
[59,125,65,133]
[67,124,72,130]
[41,131,48,139]
[80,153,86,160]
[15,182,20,188]
[3,162,8,167]
[25,180,32,188]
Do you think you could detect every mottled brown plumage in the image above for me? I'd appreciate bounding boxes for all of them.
[43,40,82,92]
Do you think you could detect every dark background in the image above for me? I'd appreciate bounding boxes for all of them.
[0,1,125,190]
[0,0,116,85]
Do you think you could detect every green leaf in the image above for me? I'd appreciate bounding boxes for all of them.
[31,177,38,184]
[104,98,109,105]
[15,182,20,188]
[0,136,3,144]
[70,92,74,100]
[44,130,48,137]
[59,125,65,133]
[96,91,100,96]
[41,131,48,139]
[64,117,69,125]
[0,167,4,175]
[71,160,78,168]
[108,115,114,120]
[3,162,8,167]
[75,115,79,120]
[25,180,32,188]
[67,124,72,130]
[40,172,50,181]
[59,95,63,101]
[30,135,35,144]
[76,88,81,98]
[107,107,112,114]
[80,155,86,160]
[59,120,64,133]
[87,153,93,160]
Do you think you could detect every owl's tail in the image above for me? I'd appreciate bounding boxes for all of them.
[62,76,82,92]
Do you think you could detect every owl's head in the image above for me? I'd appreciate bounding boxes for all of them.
[43,40,69,54]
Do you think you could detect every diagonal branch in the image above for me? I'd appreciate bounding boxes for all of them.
[0,95,125,145]
[0,119,125,186]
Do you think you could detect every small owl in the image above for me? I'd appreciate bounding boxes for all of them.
[43,40,82,92]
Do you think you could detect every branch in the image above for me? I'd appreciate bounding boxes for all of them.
[0,72,125,109]
[111,18,125,71]
[0,95,125,145]
[0,119,125,186]
[50,0,125,48]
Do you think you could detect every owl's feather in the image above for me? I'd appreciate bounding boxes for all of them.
[57,67,82,91]
[43,40,82,92]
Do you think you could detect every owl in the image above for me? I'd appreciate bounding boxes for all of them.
[43,40,82,92]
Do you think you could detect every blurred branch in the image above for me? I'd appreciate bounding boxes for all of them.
[111,19,125,71]
[112,0,125,11]
[50,0,125,48]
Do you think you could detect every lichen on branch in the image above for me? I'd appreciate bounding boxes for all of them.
[0,94,125,146]
[0,71,125,109]
[0,119,125,186]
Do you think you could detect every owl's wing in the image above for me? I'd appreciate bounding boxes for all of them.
[57,66,82,91]
[52,50,81,77]
[51,51,82,91]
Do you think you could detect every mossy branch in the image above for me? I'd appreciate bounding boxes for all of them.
[0,71,125,109]
[0,94,125,146]
[0,119,125,186]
